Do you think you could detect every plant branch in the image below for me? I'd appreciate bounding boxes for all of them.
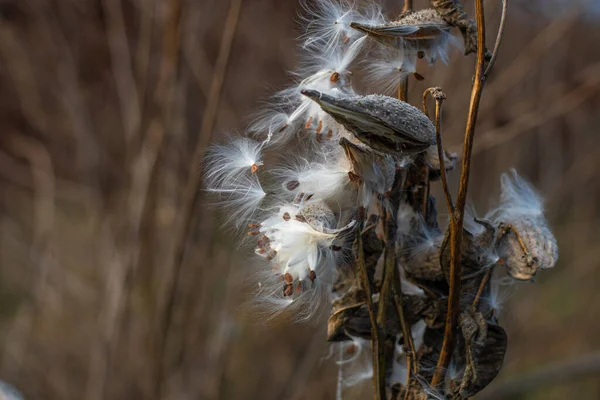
[398,0,413,101]
[430,0,489,386]
[424,87,454,213]
[472,267,493,308]
[356,223,384,400]
[483,0,508,79]
[434,98,454,213]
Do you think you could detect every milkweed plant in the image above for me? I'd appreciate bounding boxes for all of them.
[204,0,558,399]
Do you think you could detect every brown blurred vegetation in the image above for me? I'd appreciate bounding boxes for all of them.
[0,0,599,399]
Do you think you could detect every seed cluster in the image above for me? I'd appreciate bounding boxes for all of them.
[203,1,558,398]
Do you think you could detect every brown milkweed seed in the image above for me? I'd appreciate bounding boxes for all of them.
[286,180,300,191]
[284,273,294,284]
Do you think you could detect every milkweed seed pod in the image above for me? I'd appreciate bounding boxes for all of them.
[454,308,507,398]
[301,89,436,155]
[350,9,460,64]
[495,220,558,281]
[488,170,559,281]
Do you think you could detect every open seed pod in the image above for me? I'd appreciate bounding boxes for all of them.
[453,307,507,398]
[495,218,559,281]
[402,233,445,282]
[431,0,479,55]
[328,285,367,341]
[350,9,451,47]
[301,89,436,155]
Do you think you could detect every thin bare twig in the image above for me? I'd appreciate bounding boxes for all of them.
[356,224,384,400]
[434,98,454,213]
[431,0,489,386]
[483,0,508,79]
[398,0,413,101]
[424,87,454,213]
[472,267,493,308]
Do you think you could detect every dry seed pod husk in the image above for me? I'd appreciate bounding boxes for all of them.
[350,9,451,48]
[441,219,497,281]
[402,234,445,282]
[328,293,434,341]
[301,89,436,155]
[431,0,479,55]
[454,315,507,398]
[496,218,558,281]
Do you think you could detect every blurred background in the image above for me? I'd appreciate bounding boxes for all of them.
[0,0,599,399]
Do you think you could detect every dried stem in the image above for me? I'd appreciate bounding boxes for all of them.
[430,0,489,386]
[484,0,508,79]
[398,0,412,102]
[424,87,454,212]
[376,174,403,399]
[422,89,431,118]
[393,289,416,372]
[357,225,384,400]
[435,98,454,212]
[472,267,493,308]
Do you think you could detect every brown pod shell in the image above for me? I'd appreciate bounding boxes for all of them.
[350,9,451,49]
[301,90,435,155]
[496,217,558,281]
[402,234,445,281]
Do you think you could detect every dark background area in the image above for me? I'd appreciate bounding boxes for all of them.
[0,0,599,399]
